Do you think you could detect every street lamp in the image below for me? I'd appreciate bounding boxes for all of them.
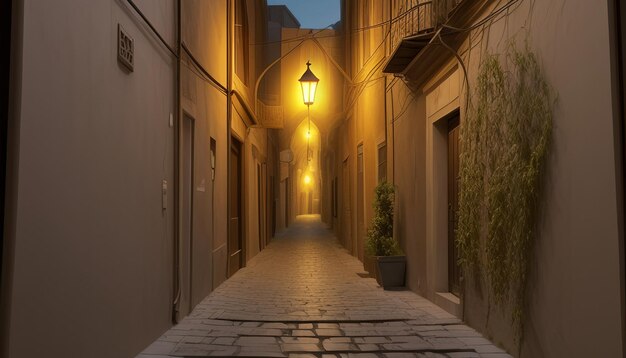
[299,61,319,105]
[299,61,319,162]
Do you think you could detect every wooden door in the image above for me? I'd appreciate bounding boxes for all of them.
[181,115,194,315]
[257,163,264,251]
[448,115,461,296]
[342,158,352,251]
[228,138,243,276]
[270,175,276,240]
[357,144,364,260]
[285,178,289,227]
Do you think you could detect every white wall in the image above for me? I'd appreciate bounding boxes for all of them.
[6,1,176,357]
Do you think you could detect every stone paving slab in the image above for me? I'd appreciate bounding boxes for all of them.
[138,215,510,358]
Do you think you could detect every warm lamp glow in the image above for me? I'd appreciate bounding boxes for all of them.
[305,130,311,139]
[303,175,312,185]
[300,81,317,105]
[298,61,319,106]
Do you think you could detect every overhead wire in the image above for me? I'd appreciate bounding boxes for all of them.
[125,0,178,57]
[385,0,525,123]
[250,25,335,46]
[349,1,436,34]
[342,13,394,114]
[345,55,387,112]
[181,42,228,94]
[441,0,522,34]
[250,1,432,47]
[390,84,417,124]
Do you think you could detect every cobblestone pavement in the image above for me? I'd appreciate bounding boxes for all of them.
[138,215,511,358]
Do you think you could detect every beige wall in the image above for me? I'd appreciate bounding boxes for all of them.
[332,0,390,265]
[180,0,228,314]
[231,0,279,267]
[4,1,176,357]
[4,0,277,356]
[390,81,427,295]
[4,1,623,357]
[458,1,623,356]
[340,0,624,356]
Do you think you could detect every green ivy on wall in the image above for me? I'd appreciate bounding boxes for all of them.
[457,45,554,336]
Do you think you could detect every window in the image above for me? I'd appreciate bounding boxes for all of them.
[333,177,338,218]
[361,0,372,67]
[378,142,387,183]
[331,179,335,218]
[235,0,249,84]
[210,137,216,181]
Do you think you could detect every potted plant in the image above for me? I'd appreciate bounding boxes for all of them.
[365,181,406,289]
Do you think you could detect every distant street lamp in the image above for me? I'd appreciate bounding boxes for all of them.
[299,61,319,162]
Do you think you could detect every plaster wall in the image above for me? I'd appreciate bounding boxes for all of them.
[360,0,624,356]
[351,78,386,263]
[5,1,176,357]
[181,0,227,88]
[327,118,354,249]
[390,82,428,295]
[331,0,389,264]
[456,0,624,356]
[423,65,461,306]
[230,0,277,269]
[179,0,228,315]
[243,126,271,262]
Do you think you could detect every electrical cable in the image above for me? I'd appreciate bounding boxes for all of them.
[126,0,178,57]
[124,0,228,97]
[251,1,431,47]
[345,55,387,113]
[390,88,416,124]
[349,27,391,83]
[250,23,335,46]
[348,1,434,34]
[181,42,228,94]
[434,34,470,101]
[441,0,521,34]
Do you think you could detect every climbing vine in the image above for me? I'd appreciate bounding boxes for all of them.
[457,45,554,335]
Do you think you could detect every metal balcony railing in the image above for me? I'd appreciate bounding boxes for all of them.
[257,100,284,128]
[390,0,463,51]
[391,1,433,49]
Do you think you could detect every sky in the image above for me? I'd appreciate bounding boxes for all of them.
[267,0,341,29]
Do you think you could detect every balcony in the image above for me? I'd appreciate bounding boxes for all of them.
[389,1,435,51]
[257,100,284,128]
[383,0,466,76]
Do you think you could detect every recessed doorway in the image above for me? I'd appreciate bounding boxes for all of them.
[447,114,461,296]
[228,136,244,277]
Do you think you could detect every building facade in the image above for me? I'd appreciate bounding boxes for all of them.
[2,1,279,357]
[334,0,626,357]
[1,0,625,357]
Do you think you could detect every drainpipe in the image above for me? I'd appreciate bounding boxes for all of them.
[1,0,20,355]
[384,0,390,184]
[172,0,182,324]
[226,0,233,279]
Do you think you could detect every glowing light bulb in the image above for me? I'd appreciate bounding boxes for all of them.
[303,175,312,185]
[306,130,311,139]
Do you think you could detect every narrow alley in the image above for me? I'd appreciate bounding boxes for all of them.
[139,215,509,358]
[2,1,625,358]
